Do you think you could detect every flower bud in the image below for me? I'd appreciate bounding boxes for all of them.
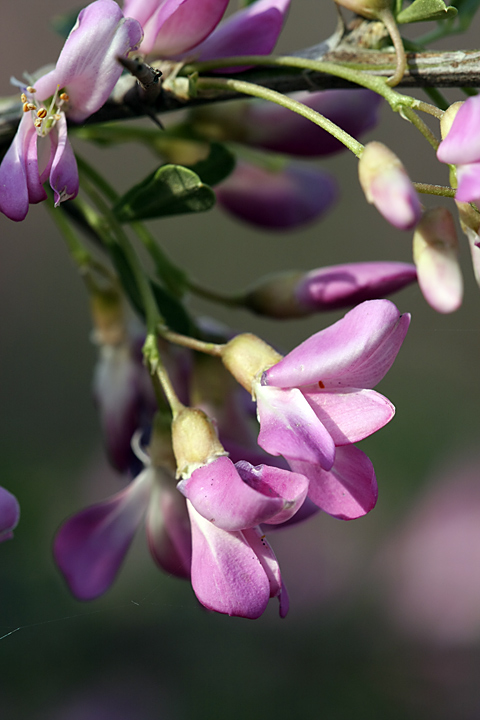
[335,0,392,19]
[244,262,417,318]
[413,207,463,313]
[172,408,226,478]
[221,334,282,394]
[439,101,464,141]
[215,160,337,230]
[358,141,422,230]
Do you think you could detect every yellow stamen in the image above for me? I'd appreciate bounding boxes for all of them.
[20,93,27,103]
[26,86,36,93]
[59,93,69,102]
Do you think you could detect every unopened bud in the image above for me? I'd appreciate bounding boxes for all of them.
[244,263,417,318]
[221,334,282,394]
[335,0,392,19]
[172,408,226,478]
[440,101,464,141]
[413,207,463,313]
[359,141,422,230]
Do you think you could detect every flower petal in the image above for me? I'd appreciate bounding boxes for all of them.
[148,0,229,57]
[54,470,151,599]
[264,299,410,389]
[49,114,79,206]
[178,456,287,531]
[187,501,271,618]
[235,461,309,525]
[455,162,480,205]
[0,487,20,542]
[290,445,378,520]
[146,472,191,578]
[243,526,288,617]
[255,385,336,469]
[303,387,395,444]
[35,0,143,122]
[216,160,337,230]
[192,0,290,66]
[437,95,480,165]
[0,114,44,221]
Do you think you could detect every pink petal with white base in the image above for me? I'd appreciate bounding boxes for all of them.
[437,96,480,165]
[264,299,410,390]
[187,501,271,618]
[255,385,336,469]
[54,470,151,599]
[148,0,229,57]
[455,162,480,204]
[303,387,395,445]
[290,445,378,520]
[50,114,79,206]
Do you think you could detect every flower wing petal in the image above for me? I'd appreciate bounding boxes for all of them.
[148,0,229,57]
[256,385,336,469]
[290,445,378,520]
[146,474,191,578]
[53,471,151,599]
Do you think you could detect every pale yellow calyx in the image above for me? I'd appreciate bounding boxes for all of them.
[172,408,227,479]
[440,102,464,140]
[90,289,127,347]
[221,333,283,395]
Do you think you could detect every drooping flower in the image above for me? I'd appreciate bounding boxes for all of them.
[215,160,337,230]
[358,141,422,230]
[0,487,20,542]
[123,0,290,63]
[54,421,191,600]
[172,407,306,617]
[243,261,417,318]
[0,0,143,221]
[221,300,410,518]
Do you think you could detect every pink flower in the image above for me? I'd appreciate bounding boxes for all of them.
[178,455,307,617]
[0,487,20,542]
[0,0,143,221]
[123,0,290,61]
[437,97,480,204]
[222,300,410,519]
[215,160,337,230]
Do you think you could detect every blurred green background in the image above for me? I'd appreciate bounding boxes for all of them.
[1,1,480,718]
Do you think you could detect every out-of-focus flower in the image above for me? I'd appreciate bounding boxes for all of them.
[0,0,143,221]
[377,453,480,645]
[413,207,463,313]
[221,300,410,519]
[437,99,480,204]
[215,160,337,230]
[244,261,417,318]
[240,90,382,157]
[358,141,422,230]
[172,407,304,617]
[123,0,290,62]
[0,487,20,542]
[54,420,191,599]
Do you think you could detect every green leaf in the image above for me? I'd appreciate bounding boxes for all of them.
[51,7,82,37]
[450,0,480,29]
[187,142,236,187]
[113,164,216,222]
[397,0,457,22]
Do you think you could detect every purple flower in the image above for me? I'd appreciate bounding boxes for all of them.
[0,0,143,221]
[123,0,290,61]
[358,142,422,230]
[243,89,382,157]
[222,300,410,518]
[215,160,337,230]
[54,439,191,600]
[178,455,306,617]
[0,487,20,542]
[244,261,417,318]
[437,97,480,204]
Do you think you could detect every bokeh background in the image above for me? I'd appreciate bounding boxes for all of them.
[1,1,480,718]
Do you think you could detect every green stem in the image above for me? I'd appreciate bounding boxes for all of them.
[401,107,440,150]
[413,182,456,198]
[76,153,186,297]
[186,279,243,307]
[161,328,225,357]
[377,8,407,88]
[196,77,365,157]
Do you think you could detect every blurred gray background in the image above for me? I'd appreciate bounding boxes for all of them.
[1,2,480,719]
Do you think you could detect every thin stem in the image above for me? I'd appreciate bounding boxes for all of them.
[155,362,185,418]
[161,328,225,357]
[401,106,440,150]
[196,77,365,157]
[421,88,449,112]
[377,8,407,88]
[413,182,456,198]
[412,100,444,119]
[187,279,243,307]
